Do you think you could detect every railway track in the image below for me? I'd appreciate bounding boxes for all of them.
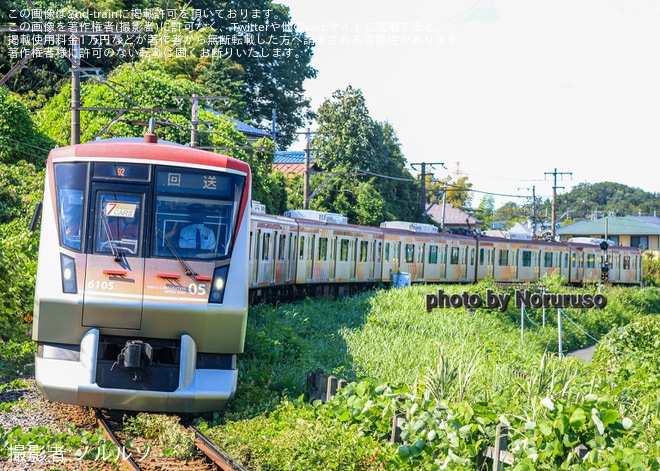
[93,408,248,471]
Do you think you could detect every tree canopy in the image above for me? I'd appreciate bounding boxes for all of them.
[308,86,417,224]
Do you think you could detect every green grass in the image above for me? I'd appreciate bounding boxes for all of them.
[203,281,660,470]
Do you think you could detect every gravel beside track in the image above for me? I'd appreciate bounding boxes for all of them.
[1,377,117,471]
[2,377,226,471]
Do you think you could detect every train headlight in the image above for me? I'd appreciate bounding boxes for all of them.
[209,265,230,304]
[60,254,78,294]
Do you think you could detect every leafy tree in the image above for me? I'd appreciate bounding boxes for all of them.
[0,162,43,339]
[474,194,495,230]
[311,86,417,224]
[446,176,473,209]
[0,87,54,166]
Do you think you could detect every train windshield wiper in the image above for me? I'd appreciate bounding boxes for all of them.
[100,210,121,261]
[157,229,197,278]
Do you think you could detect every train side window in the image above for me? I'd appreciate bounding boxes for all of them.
[340,239,349,261]
[309,235,315,260]
[249,231,254,260]
[376,241,382,263]
[498,249,509,266]
[319,237,328,261]
[360,241,368,262]
[261,233,270,261]
[299,236,305,260]
[418,244,424,263]
[522,250,532,267]
[544,252,553,268]
[450,247,459,265]
[623,256,630,270]
[469,248,475,265]
[279,234,286,261]
[429,245,438,264]
[384,242,390,263]
[587,254,595,268]
[404,244,414,263]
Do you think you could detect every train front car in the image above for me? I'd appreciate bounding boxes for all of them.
[32,136,251,413]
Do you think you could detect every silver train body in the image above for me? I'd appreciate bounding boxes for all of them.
[33,136,251,413]
[248,209,642,302]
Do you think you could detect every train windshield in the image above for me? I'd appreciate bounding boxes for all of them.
[55,162,88,251]
[54,162,245,260]
[152,167,246,260]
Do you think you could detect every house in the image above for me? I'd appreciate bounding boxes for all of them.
[273,150,316,176]
[425,202,482,233]
[557,216,660,256]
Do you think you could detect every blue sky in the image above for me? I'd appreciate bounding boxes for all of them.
[282,0,660,208]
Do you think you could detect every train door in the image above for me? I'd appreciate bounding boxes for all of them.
[351,237,358,279]
[252,229,261,284]
[330,236,337,280]
[271,230,279,283]
[306,234,315,282]
[83,184,147,330]
[288,233,297,282]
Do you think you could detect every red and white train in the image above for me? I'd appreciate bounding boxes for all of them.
[248,207,642,303]
[31,131,640,413]
[33,134,251,412]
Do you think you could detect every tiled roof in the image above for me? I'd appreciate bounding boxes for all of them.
[203,108,272,139]
[274,151,314,164]
[557,216,660,235]
[425,203,481,227]
[273,151,315,176]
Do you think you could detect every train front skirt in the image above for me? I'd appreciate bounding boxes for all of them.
[34,328,237,413]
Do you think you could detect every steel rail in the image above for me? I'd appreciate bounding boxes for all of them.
[182,418,249,471]
[93,408,142,471]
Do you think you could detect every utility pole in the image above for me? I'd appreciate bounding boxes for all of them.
[410,162,445,223]
[175,95,227,148]
[71,36,81,144]
[519,185,538,238]
[303,128,311,209]
[544,168,572,240]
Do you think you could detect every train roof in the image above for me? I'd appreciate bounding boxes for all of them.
[48,137,251,175]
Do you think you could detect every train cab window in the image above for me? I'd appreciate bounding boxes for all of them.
[404,244,414,263]
[498,249,509,266]
[55,162,89,251]
[522,250,532,267]
[429,245,438,264]
[153,167,245,260]
[450,247,460,265]
[94,192,143,256]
